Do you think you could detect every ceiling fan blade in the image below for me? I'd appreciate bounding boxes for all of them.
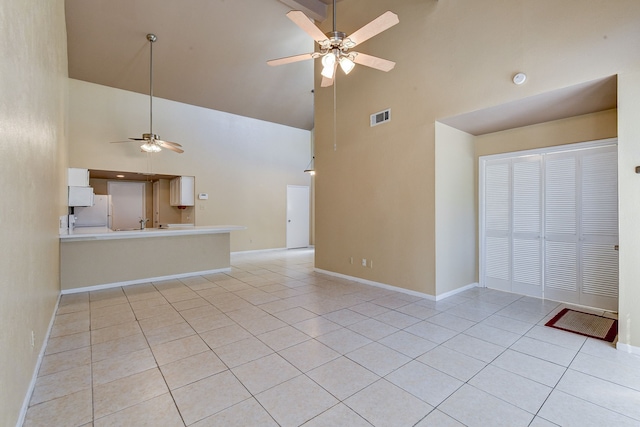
[353,52,396,72]
[267,53,315,67]
[128,137,146,141]
[156,139,182,147]
[286,10,328,43]
[347,11,399,46]
[321,75,334,88]
[157,141,184,153]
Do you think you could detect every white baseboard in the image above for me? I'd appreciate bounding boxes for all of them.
[436,282,480,300]
[231,246,314,256]
[231,247,287,255]
[60,268,231,295]
[616,341,640,356]
[314,268,478,302]
[16,294,61,427]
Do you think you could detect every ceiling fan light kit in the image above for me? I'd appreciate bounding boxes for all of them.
[339,56,356,74]
[267,0,399,87]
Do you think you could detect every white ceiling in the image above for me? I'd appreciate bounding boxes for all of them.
[65,0,330,130]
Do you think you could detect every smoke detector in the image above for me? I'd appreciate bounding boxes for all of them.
[513,72,527,85]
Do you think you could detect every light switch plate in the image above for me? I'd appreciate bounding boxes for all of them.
[59,215,68,230]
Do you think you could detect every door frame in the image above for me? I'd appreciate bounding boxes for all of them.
[286,185,310,249]
[107,181,146,230]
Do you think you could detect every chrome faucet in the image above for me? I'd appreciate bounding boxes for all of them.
[139,218,149,230]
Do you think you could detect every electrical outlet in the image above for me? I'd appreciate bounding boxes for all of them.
[350,257,353,264]
[30,331,35,348]
[362,258,367,267]
[369,260,373,269]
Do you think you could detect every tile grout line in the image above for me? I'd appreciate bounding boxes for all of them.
[30,250,633,426]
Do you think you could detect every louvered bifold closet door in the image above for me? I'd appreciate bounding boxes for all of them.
[484,160,511,292]
[512,156,543,297]
[544,152,580,305]
[579,146,618,311]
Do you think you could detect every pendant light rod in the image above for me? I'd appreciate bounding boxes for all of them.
[332,0,337,33]
[147,33,156,135]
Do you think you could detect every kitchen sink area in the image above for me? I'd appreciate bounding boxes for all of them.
[66,168,197,232]
[61,168,244,293]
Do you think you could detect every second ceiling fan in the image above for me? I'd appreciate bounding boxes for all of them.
[268,0,399,87]
[112,33,184,154]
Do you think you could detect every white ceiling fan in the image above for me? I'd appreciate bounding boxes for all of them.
[268,0,399,87]
[111,34,184,154]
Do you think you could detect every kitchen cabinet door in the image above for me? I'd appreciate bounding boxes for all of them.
[68,168,89,187]
[68,186,94,207]
[170,176,195,206]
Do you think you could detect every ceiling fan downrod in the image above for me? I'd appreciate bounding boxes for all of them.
[332,0,337,33]
[147,33,156,138]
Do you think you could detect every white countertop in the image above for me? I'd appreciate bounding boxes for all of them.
[60,225,245,241]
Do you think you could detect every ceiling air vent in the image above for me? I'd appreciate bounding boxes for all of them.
[370,109,391,127]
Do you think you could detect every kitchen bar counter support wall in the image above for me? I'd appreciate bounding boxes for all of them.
[60,227,242,292]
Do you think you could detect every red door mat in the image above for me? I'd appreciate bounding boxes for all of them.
[545,308,618,342]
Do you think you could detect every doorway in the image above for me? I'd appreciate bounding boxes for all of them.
[286,185,310,249]
[108,181,146,230]
[480,140,619,311]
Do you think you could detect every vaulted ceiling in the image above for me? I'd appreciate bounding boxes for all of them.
[64,0,340,130]
[65,0,617,135]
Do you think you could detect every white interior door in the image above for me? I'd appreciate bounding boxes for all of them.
[108,181,145,230]
[544,152,580,304]
[579,146,619,310]
[481,141,618,311]
[544,146,619,310]
[512,156,543,297]
[286,185,310,249]
[482,156,542,297]
[483,159,511,292]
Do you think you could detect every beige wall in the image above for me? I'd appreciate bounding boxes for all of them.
[0,0,68,425]
[68,79,311,251]
[435,123,476,295]
[617,71,640,350]
[314,0,640,349]
[90,177,108,195]
[475,109,618,157]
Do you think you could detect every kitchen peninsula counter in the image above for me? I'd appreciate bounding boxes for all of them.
[60,225,245,292]
[60,225,244,241]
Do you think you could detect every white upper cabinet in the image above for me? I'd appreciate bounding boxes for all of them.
[68,168,93,206]
[170,176,195,207]
[68,168,90,187]
[68,186,94,207]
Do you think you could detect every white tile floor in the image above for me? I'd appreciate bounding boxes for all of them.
[23,249,640,426]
